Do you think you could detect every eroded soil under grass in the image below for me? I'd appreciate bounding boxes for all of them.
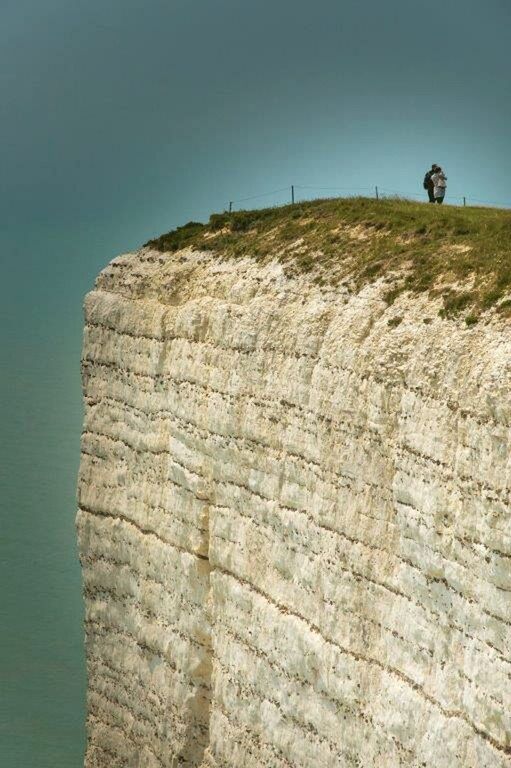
[146,197,511,320]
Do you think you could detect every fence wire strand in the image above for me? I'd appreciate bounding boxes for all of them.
[226,184,511,211]
[230,187,291,204]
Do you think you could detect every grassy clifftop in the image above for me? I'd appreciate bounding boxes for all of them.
[146,197,511,321]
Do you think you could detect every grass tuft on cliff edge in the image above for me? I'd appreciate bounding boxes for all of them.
[145,197,511,319]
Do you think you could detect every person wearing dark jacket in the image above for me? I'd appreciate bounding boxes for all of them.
[423,164,439,203]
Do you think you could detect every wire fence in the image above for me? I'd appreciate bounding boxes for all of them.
[226,184,511,212]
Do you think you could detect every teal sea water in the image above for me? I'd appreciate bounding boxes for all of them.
[0,222,142,767]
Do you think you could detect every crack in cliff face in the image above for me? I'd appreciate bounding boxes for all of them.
[78,249,511,768]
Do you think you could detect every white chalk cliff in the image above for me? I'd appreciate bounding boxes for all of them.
[77,245,511,767]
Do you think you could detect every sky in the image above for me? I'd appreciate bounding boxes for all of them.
[0,1,510,765]
[2,0,511,242]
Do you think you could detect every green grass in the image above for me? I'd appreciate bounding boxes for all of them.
[145,196,511,318]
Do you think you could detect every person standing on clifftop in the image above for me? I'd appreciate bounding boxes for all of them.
[423,164,439,203]
[431,166,447,204]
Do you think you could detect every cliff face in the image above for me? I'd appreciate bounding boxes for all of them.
[77,245,511,768]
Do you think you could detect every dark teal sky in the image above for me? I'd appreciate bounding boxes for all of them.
[0,2,509,766]
[2,0,511,238]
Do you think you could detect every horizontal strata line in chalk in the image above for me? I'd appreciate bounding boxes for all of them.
[80,447,207,509]
[215,624,416,759]
[88,690,171,741]
[85,744,127,768]
[208,707,406,768]
[81,364,397,461]
[78,504,209,561]
[212,642,415,760]
[88,687,209,744]
[79,440,511,589]
[211,532,444,667]
[81,390,494,501]
[83,559,204,610]
[213,492,511,616]
[86,711,166,768]
[80,442,427,562]
[80,423,396,508]
[84,317,509,429]
[215,595,507,715]
[79,438,511,632]
[82,392,391,481]
[84,584,211,653]
[87,714,164,761]
[84,387,511,510]
[79,478,511,669]
[79,463,209,538]
[216,660,367,758]
[80,450,505,621]
[209,697,411,768]
[80,553,206,612]
[82,359,511,507]
[90,655,176,707]
[217,661,420,763]
[84,364,391,446]
[79,469,511,661]
[88,665,210,734]
[212,528,511,664]
[85,318,329,360]
[85,618,212,696]
[79,456,210,517]
[82,359,502,475]
[87,657,169,729]
[87,708,206,768]
[209,702,297,768]
[79,449,511,594]
[211,503,511,631]
[80,419,511,536]
[79,507,209,578]
[81,454,423,578]
[84,309,480,419]
[84,380,511,501]
[88,682,164,731]
[211,530,511,682]
[213,567,511,756]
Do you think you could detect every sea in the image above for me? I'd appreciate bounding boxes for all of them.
[0,221,143,767]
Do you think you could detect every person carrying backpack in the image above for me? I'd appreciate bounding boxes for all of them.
[431,166,447,204]
[423,164,439,203]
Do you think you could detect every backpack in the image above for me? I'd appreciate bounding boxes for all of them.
[423,171,433,189]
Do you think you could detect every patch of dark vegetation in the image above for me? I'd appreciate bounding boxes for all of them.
[144,196,511,317]
[442,291,473,315]
[148,221,205,252]
[362,260,385,278]
[383,287,402,305]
